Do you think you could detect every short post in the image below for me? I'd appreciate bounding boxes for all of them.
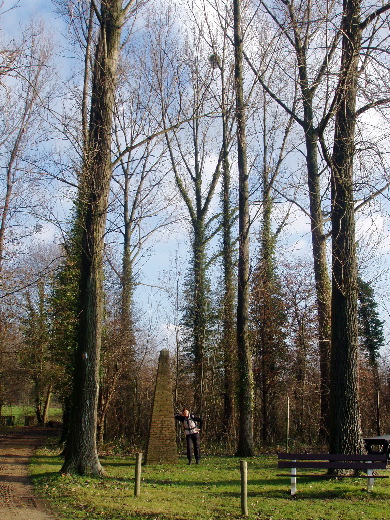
[240,460,248,517]
[290,461,297,495]
[134,452,142,497]
[367,467,374,492]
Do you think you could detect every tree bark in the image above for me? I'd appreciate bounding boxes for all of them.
[234,0,254,457]
[221,74,237,443]
[42,385,52,425]
[120,154,136,359]
[305,128,332,443]
[192,217,207,414]
[329,0,362,455]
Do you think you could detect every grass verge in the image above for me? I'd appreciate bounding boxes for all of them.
[1,406,62,425]
[30,446,390,520]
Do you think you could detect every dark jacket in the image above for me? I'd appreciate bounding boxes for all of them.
[174,413,203,435]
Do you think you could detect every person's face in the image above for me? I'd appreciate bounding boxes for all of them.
[182,409,189,417]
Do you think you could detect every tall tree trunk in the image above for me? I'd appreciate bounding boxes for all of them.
[193,218,207,415]
[121,162,136,355]
[329,0,362,455]
[61,0,124,476]
[258,170,274,445]
[221,80,236,444]
[35,388,44,425]
[234,0,254,457]
[222,95,237,439]
[294,25,332,442]
[269,2,333,443]
[305,129,332,443]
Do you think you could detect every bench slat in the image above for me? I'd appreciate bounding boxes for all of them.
[277,451,388,495]
[278,461,387,470]
[276,474,389,478]
[278,452,387,462]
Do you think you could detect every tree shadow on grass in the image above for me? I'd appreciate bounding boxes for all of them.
[30,457,62,467]
[0,474,31,484]
[101,460,133,467]
[113,476,242,487]
[213,483,390,501]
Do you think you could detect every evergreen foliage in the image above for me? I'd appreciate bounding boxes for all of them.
[358,277,385,367]
[251,253,289,444]
[49,218,82,440]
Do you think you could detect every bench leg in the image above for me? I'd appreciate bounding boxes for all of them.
[367,469,374,492]
[291,465,297,495]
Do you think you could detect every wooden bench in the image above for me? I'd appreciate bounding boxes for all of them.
[0,415,15,426]
[278,452,388,495]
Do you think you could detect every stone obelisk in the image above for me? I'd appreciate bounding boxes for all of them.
[145,349,178,464]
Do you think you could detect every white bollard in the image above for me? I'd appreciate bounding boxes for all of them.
[367,468,374,492]
[291,461,297,495]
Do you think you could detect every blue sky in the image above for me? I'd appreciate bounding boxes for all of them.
[1,0,389,360]
[1,1,64,37]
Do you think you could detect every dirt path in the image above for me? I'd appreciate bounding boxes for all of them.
[0,427,58,520]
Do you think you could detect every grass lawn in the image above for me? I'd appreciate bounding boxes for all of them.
[1,405,62,425]
[30,446,390,520]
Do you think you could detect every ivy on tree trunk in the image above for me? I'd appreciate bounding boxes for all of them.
[61,0,125,476]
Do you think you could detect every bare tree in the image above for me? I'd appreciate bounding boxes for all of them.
[0,22,53,276]
[0,23,55,415]
[204,0,238,445]
[327,0,390,455]
[0,0,21,81]
[251,86,295,445]
[96,48,174,442]
[22,282,53,425]
[61,0,143,476]
[150,10,224,415]
[282,259,320,445]
[244,0,390,447]
[184,0,239,441]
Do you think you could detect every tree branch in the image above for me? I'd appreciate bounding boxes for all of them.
[111,112,217,168]
[356,98,390,117]
[243,49,304,127]
[90,0,101,24]
[360,3,390,31]
[355,182,390,213]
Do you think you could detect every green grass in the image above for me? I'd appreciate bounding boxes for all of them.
[30,447,390,520]
[1,405,62,425]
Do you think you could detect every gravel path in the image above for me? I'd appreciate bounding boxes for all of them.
[0,427,58,520]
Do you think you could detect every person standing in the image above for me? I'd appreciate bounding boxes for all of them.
[175,408,203,464]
